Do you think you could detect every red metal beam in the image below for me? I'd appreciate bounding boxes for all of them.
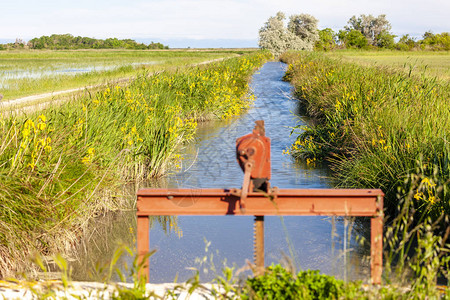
[137,188,383,216]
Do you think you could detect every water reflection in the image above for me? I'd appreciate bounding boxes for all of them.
[0,61,160,80]
[0,61,161,92]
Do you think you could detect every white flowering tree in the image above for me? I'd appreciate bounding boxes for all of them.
[258,12,319,56]
[287,14,319,50]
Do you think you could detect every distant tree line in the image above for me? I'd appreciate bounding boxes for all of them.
[0,34,169,50]
[259,13,449,54]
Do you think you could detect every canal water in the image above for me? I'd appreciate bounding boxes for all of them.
[71,61,370,283]
[145,62,369,283]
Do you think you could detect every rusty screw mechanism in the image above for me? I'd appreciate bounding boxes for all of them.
[235,120,271,207]
[235,120,271,275]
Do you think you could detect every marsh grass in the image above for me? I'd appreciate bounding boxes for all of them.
[280,51,450,219]
[0,51,271,278]
[279,50,449,296]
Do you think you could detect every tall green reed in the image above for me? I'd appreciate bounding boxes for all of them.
[280,51,449,219]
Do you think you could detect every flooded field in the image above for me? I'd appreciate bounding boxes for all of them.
[0,50,238,100]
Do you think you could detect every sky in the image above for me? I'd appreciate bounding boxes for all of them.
[2,0,449,48]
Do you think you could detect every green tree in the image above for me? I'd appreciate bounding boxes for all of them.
[435,32,450,50]
[376,30,395,48]
[315,28,336,51]
[26,34,168,50]
[420,31,450,50]
[395,34,416,50]
[338,29,368,49]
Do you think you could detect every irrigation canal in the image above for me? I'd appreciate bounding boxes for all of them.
[71,61,370,283]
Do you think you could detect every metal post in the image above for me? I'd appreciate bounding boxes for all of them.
[254,215,265,276]
[137,215,150,282]
[370,195,384,285]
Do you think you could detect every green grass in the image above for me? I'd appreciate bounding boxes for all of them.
[0,49,254,100]
[324,49,450,81]
[0,51,271,278]
[280,51,450,219]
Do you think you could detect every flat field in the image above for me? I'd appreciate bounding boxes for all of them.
[0,49,253,100]
[325,50,450,81]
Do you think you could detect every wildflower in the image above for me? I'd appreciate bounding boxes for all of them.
[428,196,436,204]
[22,127,31,139]
[36,122,47,131]
[22,119,35,138]
[82,147,95,164]
[335,101,342,112]
[421,178,436,188]
[306,157,316,165]
[414,191,423,200]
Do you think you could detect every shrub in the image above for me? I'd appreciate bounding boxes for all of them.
[242,265,351,300]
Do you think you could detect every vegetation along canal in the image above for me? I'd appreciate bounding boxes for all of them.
[72,61,370,283]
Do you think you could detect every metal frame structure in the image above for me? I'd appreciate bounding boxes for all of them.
[136,188,384,284]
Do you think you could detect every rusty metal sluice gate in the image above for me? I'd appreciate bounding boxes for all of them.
[136,120,384,284]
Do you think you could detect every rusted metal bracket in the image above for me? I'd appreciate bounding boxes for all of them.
[136,120,384,285]
[239,162,253,213]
